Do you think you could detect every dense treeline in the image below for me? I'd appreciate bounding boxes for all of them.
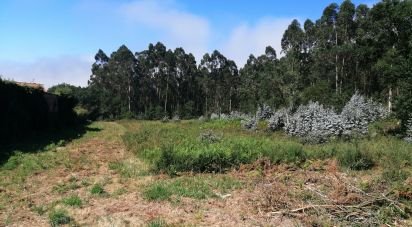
[53,0,412,127]
[0,79,77,145]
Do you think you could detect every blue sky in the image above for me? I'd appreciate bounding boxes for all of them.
[0,0,377,88]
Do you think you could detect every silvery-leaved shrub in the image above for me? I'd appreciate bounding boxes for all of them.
[241,117,257,131]
[285,101,342,143]
[229,111,250,120]
[220,113,229,120]
[267,108,290,131]
[340,93,389,135]
[210,113,219,120]
[172,115,180,122]
[256,104,273,120]
[161,116,169,123]
[404,117,412,143]
[198,116,206,121]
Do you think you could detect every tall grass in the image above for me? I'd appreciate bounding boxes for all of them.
[122,120,412,176]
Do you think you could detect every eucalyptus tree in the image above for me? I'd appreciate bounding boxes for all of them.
[199,51,238,115]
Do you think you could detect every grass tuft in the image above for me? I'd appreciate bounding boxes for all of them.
[143,175,241,201]
[49,208,72,226]
[61,195,82,207]
[90,183,105,195]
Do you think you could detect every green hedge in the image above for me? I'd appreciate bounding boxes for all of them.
[0,79,77,145]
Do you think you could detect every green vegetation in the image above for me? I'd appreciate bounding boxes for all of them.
[109,159,149,178]
[122,120,412,179]
[90,183,105,195]
[0,79,78,145]
[61,195,82,207]
[48,208,72,226]
[146,219,168,227]
[143,175,241,201]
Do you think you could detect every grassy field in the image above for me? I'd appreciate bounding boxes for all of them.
[0,119,411,226]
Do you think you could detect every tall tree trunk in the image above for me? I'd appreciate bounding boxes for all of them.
[164,77,169,114]
[335,53,339,95]
[128,81,131,112]
[388,86,392,113]
[229,87,232,113]
[335,29,339,95]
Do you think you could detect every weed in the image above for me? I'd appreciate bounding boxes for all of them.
[49,208,72,226]
[90,183,105,195]
[143,175,241,201]
[31,205,48,215]
[62,195,82,207]
[144,184,173,201]
[109,159,149,178]
[147,218,168,227]
[53,182,80,194]
[113,188,127,197]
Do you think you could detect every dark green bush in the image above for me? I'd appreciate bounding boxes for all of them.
[0,79,78,146]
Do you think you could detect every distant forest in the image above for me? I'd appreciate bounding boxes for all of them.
[47,0,411,125]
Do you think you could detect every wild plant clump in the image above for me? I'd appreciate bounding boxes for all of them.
[219,113,230,120]
[285,102,342,143]
[229,111,250,120]
[267,108,290,131]
[199,130,222,144]
[269,93,389,143]
[161,116,169,123]
[404,117,412,143]
[210,113,219,120]
[241,117,257,131]
[172,115,180,122]
[340,93,389,135]
[209,111,250,121]
[256,104,273,120]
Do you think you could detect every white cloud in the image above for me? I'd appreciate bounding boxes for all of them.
[118,0,210,60]
[0,55,93,89]
[221,18,293,67]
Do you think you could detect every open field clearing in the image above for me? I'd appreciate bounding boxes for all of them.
[0,120,411,226]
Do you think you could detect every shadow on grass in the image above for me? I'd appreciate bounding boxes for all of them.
[0,123,101,166]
